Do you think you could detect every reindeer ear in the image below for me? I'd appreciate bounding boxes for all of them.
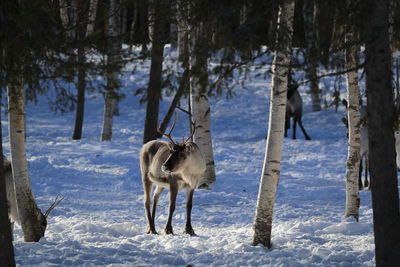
[185,142,195,152]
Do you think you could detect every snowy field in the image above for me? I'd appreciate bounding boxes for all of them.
[5,49,378,266]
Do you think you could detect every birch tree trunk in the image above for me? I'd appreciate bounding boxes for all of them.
[252,0,295,248]
[189,2,216,188]
[86,0,99,36]
[0,87,15,264]
[344,23,360,220]
[59,0,70,35]
[7,79,43,242]
[101,0,120,141]
[364,0,400,265]
[101,90,117,141]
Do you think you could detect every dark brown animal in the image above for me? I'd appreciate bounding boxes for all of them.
[285,82,311,140]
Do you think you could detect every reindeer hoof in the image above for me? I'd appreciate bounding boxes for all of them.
[198,183,211,190]
[165,227,174,235]
[184,228,197,236]
[146,227,158,235]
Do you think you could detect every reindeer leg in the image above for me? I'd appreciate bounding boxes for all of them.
[165,178,178,235]
[292,118,297,139]
[359,159,363,190]
[143,177,157,234]
[298,118,311,140]
[151,186,164,232]
[284,115,290,138]
[364,157,370,190]
[10,222,14,241]
[184,188,196,236]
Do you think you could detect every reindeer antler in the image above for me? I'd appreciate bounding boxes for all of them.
[176,105,191,116]
[44,195,65,218]
[158,113,177,144]
[175,106,196,143]
[185,120,197,143]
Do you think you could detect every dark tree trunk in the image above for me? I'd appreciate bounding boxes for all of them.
[143,0,169,144]
[315,0,335,65]
[158,25,190,137]
[72,0,87,140]
[131,0,149,53]
[303,0,321,112]
[267,0,280,49]
[0,89,16,267]
[157,67,189,136]
[364,0,400,266]
[72,45,86,140]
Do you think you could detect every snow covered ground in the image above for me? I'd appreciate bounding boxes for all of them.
[5,49,378,266]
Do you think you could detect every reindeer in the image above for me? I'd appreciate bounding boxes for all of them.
[341,100,370,189]
[343,98,400,189]
[140,118,206,236]
[396,131,400,171]
[359,119,370,189]
[285,78,312,140]
[5,156,63,239]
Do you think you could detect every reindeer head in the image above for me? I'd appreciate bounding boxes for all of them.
[158,115,204,174]
[162,142,203,173]
[36,196,64,239]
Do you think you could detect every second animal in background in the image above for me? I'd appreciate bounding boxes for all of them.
[285,77,312,140]
[341,100,400,189]
[341,99,370,190]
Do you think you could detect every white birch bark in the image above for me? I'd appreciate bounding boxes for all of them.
[59,0,76,40]
[189,17,216,188]
[59,0,70,29]
[7,79,43,242]
[101,0,120,141]
[190,86,215,187]
[101,91,117,141]
[86,0,99,36]
[344,24,361,220]
[148,0,154,43]
[252,0,295,248]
